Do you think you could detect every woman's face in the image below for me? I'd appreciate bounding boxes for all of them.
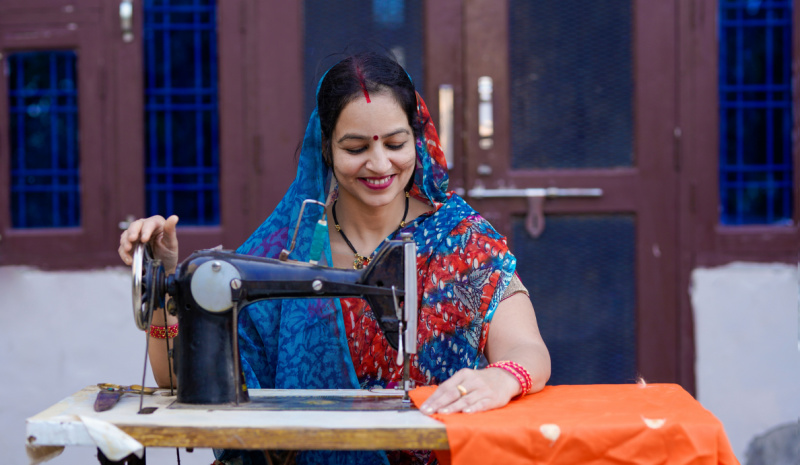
[331,91,416,210]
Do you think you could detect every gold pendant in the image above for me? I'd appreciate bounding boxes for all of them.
[353,254,370,269]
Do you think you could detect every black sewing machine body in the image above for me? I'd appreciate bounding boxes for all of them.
[135,238,417,406]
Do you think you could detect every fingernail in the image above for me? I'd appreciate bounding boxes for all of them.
[424,407,434,414]
[440,408,450,414]
[464,408,472,413]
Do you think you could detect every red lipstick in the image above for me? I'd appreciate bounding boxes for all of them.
[359,175,395,190]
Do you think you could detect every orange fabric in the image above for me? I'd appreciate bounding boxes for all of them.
[410,384,740,465]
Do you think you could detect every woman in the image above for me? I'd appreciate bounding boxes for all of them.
[119,52,550,464]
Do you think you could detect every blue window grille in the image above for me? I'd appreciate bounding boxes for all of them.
[144,0,220,225]
[8,51,80,229]
[719,0,794,225]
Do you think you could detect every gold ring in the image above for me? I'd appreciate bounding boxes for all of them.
[456,384,468,397]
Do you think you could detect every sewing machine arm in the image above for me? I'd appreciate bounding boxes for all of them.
[165,241,407,350]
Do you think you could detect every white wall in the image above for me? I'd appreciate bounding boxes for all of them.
[692,262,800,461]
[3,261,797,464]
[0,266,211,465]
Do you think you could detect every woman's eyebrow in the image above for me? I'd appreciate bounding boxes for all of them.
[336,128,410,144]
[381,128,411,139]
[337,133,369,143]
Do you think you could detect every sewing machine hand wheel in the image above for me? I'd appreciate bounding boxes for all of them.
[131,243,166,331]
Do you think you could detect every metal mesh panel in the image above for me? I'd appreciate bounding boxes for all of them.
[303,0,424,119]
[144,0,220,225]
[719,0,793,225]
[509,0,633,169]
[8,51,80,228]
[512,215,636,385]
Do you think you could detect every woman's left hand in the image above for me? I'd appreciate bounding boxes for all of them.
[419,367,522,415]
[419,294,551,415]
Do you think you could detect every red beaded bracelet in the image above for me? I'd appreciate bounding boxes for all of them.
[487,360,533,397]
[149,323,179,339]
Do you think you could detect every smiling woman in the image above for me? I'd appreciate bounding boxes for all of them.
[119,52,550,465]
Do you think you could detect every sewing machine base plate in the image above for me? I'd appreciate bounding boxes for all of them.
[167,392,414,411]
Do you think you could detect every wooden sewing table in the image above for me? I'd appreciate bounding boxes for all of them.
[26,385,448,453]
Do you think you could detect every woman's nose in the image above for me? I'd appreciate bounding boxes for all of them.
[366,146,392,172]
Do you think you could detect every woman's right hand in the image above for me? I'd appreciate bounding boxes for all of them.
[118,215,180,274]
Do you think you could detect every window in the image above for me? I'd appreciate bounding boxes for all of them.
[678,0,797,270]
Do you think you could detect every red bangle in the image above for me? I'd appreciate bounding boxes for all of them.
[487,360,533,397]
[149,323,178,339]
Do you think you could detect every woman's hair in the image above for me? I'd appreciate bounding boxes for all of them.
[317,52,423,167]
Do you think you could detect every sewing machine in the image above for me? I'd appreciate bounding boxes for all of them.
[130,227,418,408]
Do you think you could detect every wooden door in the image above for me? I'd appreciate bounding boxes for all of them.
[454,0,684,387]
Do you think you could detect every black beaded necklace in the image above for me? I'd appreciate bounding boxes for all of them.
[332,192,410,269]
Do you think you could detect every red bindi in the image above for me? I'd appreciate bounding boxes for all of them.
[373,135,379,141]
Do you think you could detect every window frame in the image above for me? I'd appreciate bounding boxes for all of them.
[115,0,248,262]
[679,0,799,269]
[0,7,110,268]
[114,0,302,268]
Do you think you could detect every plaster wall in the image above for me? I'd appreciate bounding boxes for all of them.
[0,266,210,465]
[1,262,797,464]
[692,261,800,462]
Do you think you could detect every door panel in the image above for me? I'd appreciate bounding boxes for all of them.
[509,0,633,169]
[513,215,636,384]
[461,0,681,386]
